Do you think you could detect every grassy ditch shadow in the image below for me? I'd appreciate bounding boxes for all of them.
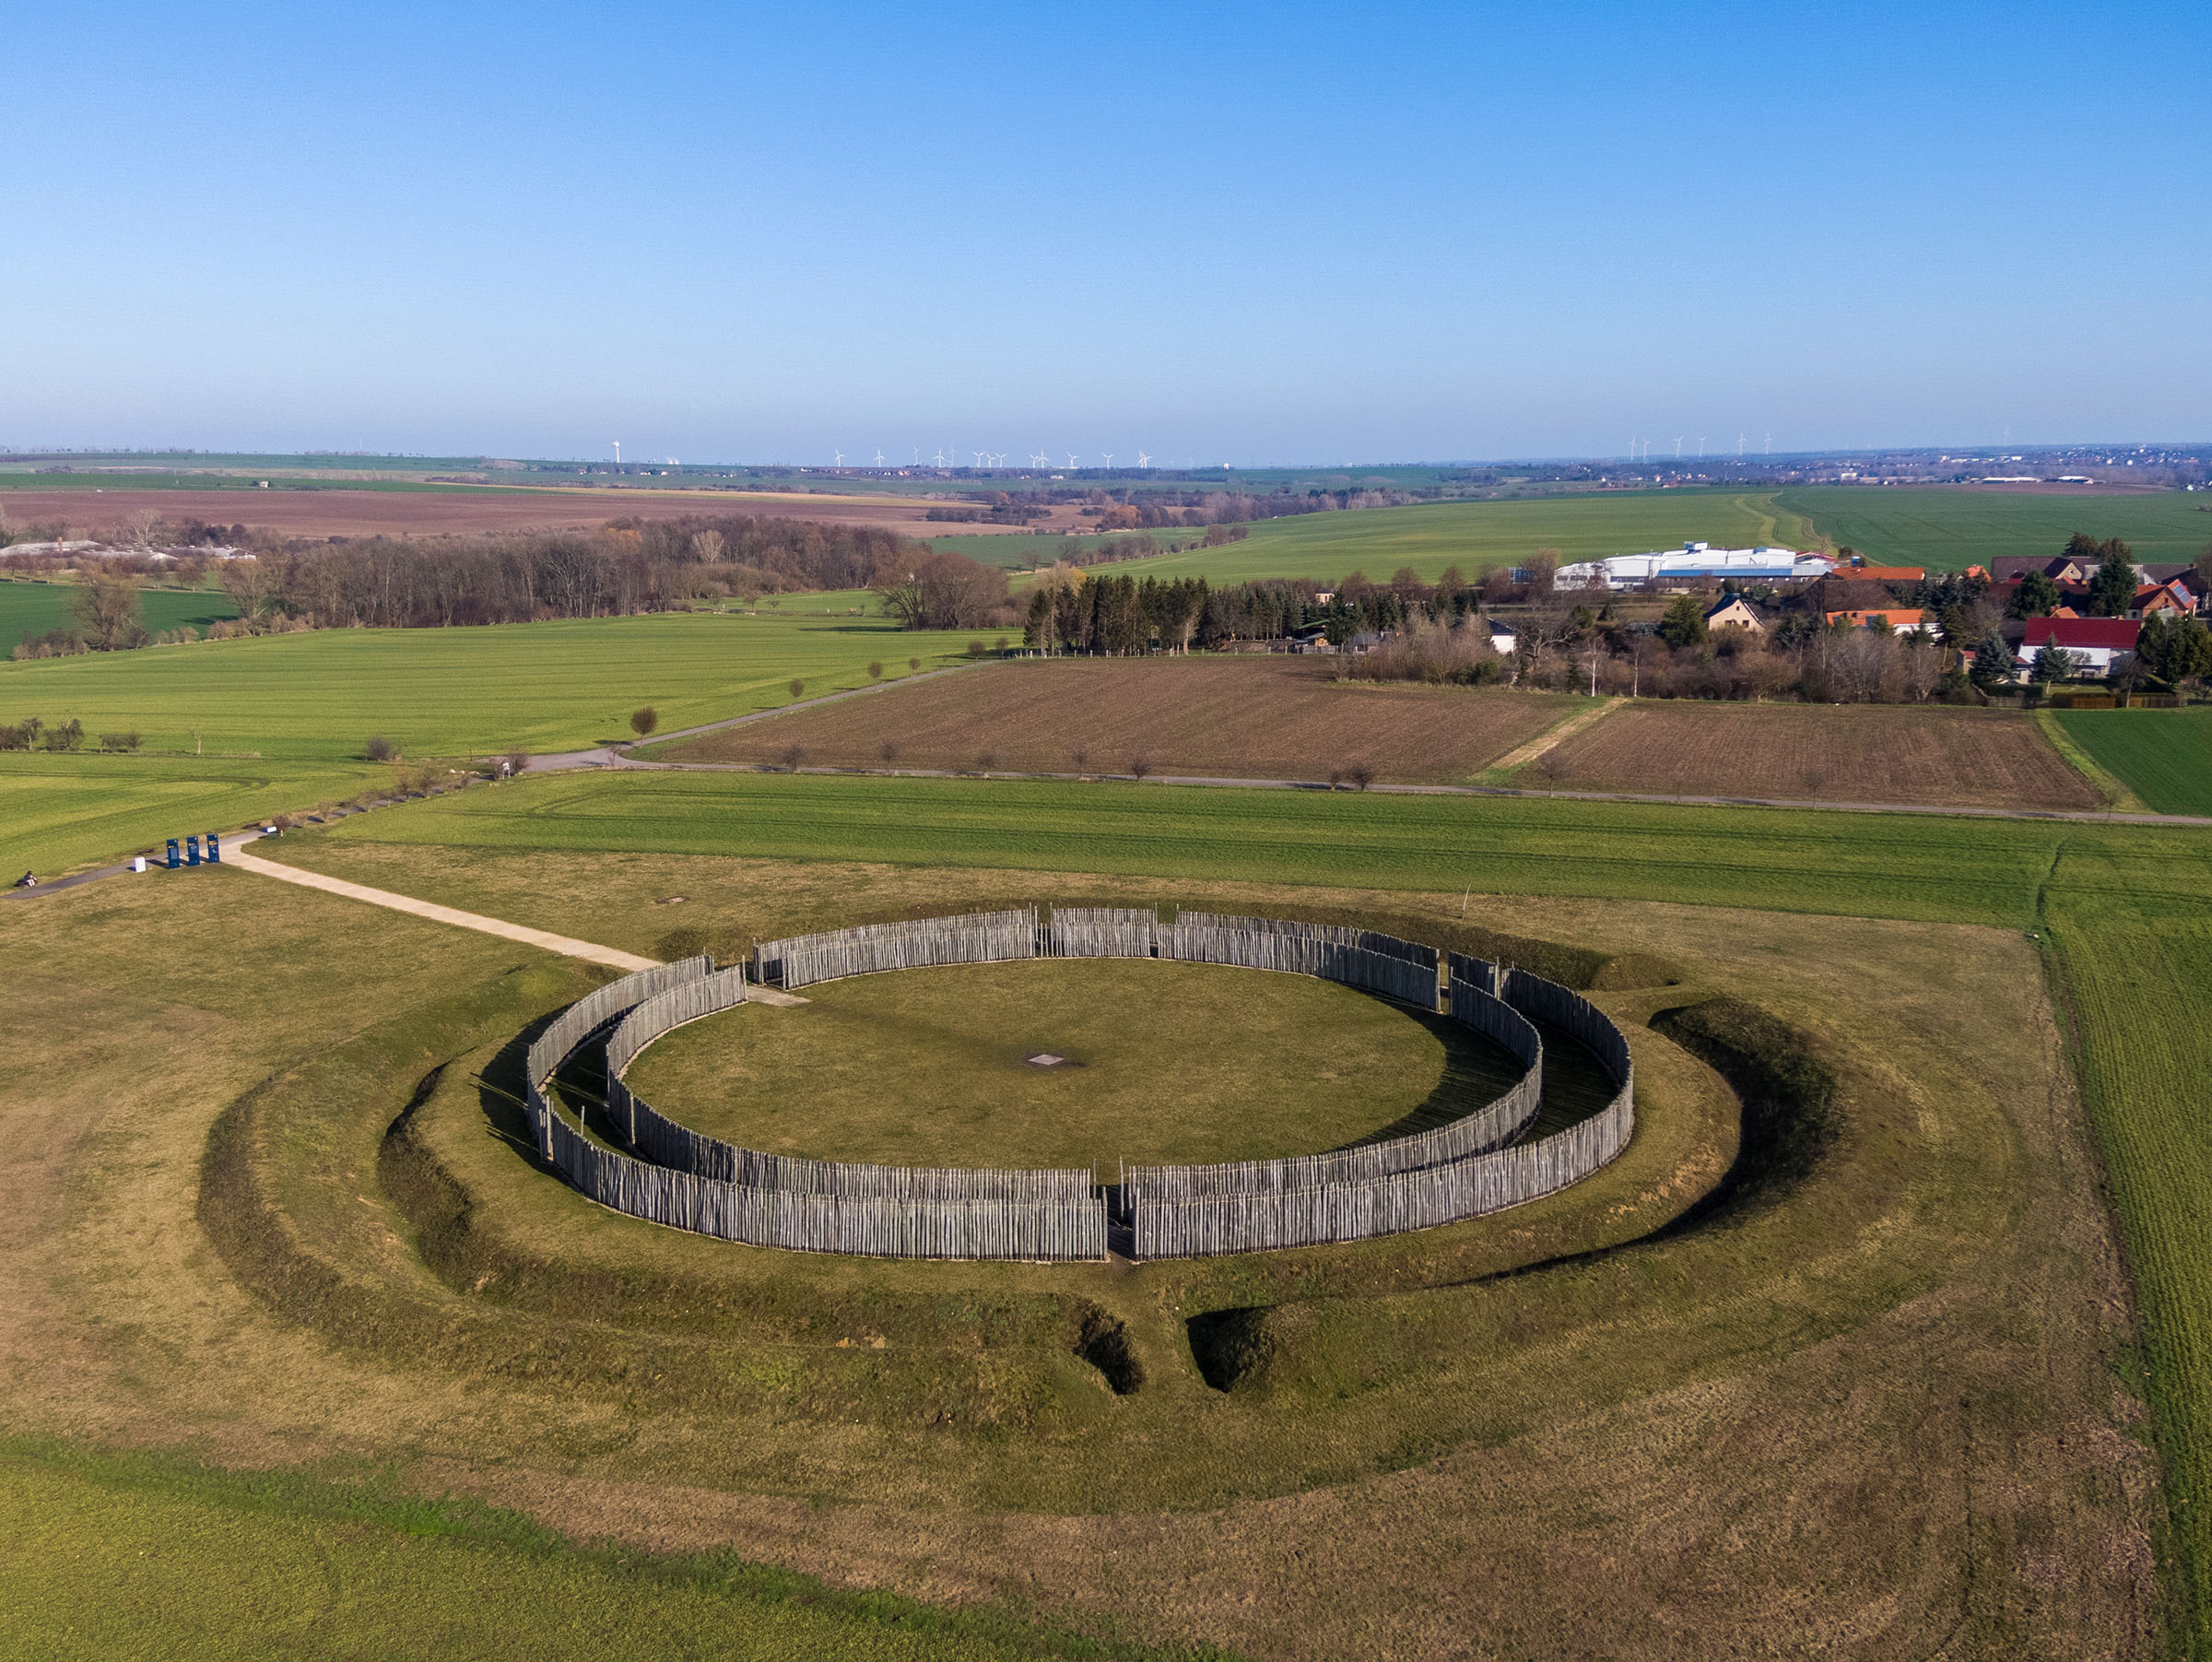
[1185,994,1836,1397]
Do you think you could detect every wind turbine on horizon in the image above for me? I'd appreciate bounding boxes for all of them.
[874,448,886,467]
[612,440,620,465]
[1135,451,1150,468]
[1065,453,1078,470]
[832,448,844,467]
[1100,454,1114,468]
[1030,450,1049,468]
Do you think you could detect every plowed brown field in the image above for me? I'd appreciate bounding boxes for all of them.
[1540,700,2100,809]
[0,485,1005,539]
[664,658,1580,783]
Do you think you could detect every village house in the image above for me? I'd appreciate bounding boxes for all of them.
[1826,607,1932,632]
[2015,616,2140,677]
[2136,578,2199,617]
[1701,596,1764,634]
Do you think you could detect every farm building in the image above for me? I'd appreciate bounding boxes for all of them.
[1486,622,1519,654]
[1553,543,1832,591]
[2016,617,2140,676]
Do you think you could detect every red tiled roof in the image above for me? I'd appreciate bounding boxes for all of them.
[2023,617,2139,649]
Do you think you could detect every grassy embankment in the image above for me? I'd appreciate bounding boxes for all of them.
[0,608,971,876]
[290,768,2212,1643]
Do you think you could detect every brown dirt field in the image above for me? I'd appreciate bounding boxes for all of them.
[1537,700,2104,809]
[662,657,1584,784]
[0,486,1029,540]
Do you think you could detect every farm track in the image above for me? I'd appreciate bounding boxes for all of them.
[1486,696,1625,773]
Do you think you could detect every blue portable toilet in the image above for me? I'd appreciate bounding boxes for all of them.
[185,835,201,866]
[206,832,222,864]
[166,838,181,870]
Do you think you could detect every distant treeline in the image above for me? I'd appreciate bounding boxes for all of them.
[208,515,934,629]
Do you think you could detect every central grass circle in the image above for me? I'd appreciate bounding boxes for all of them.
[620,958,1527,1172]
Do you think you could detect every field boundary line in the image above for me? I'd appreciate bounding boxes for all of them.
[1484,696,1625,776]
[608,758,2212,827]
[2035,707,2148,813]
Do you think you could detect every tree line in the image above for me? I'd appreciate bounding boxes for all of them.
[206,515,936,630]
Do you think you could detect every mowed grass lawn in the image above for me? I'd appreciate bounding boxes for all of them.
[1097,489,1817,587]
[2056,707,2212,817]
[0,580,240,641]
[1777,484,2212,572]
[0,609,971,762]
[660,658,1583,784]
[625,959,1517,1172]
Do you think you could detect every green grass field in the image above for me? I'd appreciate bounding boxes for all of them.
[0,1443,1193,1662]
[308,767,2207,927]
[0,580,240,642]
[0,611,968,762]
[2056,708,2212,816]
[0,608,980,873]
[0,753,388,878]
[1776,484,2212,572]
[626,959,1516,1172]
[991,484,2206,588]
[1093,490,1816,586]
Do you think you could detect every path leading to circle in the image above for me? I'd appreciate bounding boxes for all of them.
[220,835,661,971]
[216,833,815,999]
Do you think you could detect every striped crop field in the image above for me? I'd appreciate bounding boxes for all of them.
[0,580,240,642]
[2043,870,2212,1644]
[2055,708,2212,817]
[1774,484,2212,573]
[308,767,2212,929]
[0,610,971,763]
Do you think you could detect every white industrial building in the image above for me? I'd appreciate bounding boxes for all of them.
[1552,543,1835,592]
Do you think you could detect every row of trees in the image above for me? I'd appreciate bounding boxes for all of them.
[201,515,937,630]
[1023,574,1211,654]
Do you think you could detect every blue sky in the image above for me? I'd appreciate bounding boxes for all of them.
[4,1,2206,465]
